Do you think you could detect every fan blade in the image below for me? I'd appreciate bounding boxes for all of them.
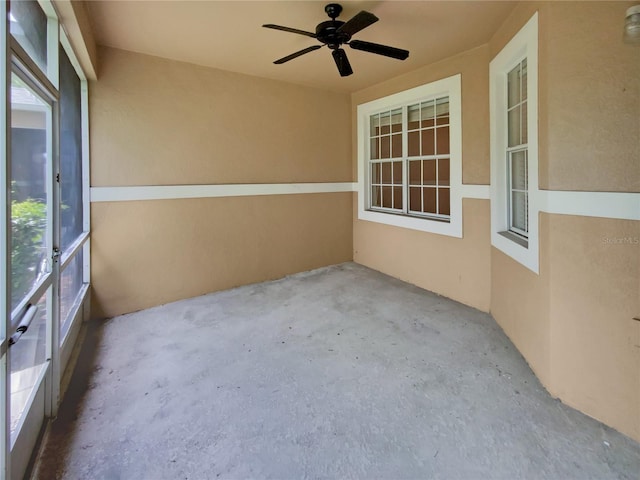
[332,48,353,77]
[274,45,322,64]
[336,11,378,36]
[349,40,409,60]
[262,24,316,38]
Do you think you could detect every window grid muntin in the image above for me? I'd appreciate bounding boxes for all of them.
[369,109,403,211]
[368,97,451,221]
[506,59,529,238]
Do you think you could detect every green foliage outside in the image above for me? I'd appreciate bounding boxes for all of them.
[11,196,46,308]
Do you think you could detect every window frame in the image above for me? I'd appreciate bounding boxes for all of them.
[490,12,539,273]
[357,74,463,238]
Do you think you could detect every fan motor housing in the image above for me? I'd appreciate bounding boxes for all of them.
[316,20,350,48]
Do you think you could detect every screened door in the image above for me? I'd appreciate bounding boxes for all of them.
[1,2,90,478]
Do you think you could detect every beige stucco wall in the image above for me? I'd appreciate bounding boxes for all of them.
[91,47,351,186]
[489,1,640,442]
[490,219,551,386]
[90,47,353,317]
[351,45,493,313]
[91,193,353,318]
[354,198,491,312]
[543,2,639,192]
[548,214,640,441]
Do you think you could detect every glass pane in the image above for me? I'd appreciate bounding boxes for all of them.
[508,63,521,108]
[421,129,435,156]
[60,46,84,252]
[409,187,421,211]
[408,104,420,130]
[391,108,402,133]
[60,250,84,341]
[9,0,48,72]
[11,74,50,311]
[438,188,451,216]
[10,290,48,441]
[436,114,449,126]
[508,105,521,147]
[380,111,391,135]
[380,135,390,158]
[370,138,379,160]
[391,133,402,158]
[408,131,420,157]
[381,162,391,184]
[382,186,392,208]
[393,186,403,210]
[421,117,434,129]
[511,191,528,232]
[423,160,436,186]
[371,185,381,207]
[423,187,437,214]
[438,158,450,186]
[409,160,421,186]
[369,114,379,137]
[511,150,528,191]
[371,163,380,183]
[421,100,435,127]
[436,126,450,155]
[521,101,528,145]
[392,161,402,185]
[436,98,449,119]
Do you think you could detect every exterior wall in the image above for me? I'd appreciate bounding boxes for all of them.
[489,1,640,441]
[91,47,352,186]
[543,2,639,192]
[352,45,492,313]
[91,193,352,318]
[490,219,551,385]
[548,214,639,442]
[90,47,353,318]
[355,198,491,312]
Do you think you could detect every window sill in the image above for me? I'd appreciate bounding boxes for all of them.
[359,208,461,238]
[499,230,528,249]
[367,208,451,224]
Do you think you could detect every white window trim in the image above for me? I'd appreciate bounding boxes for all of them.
[357,74,463,238]
[490,12,539,273]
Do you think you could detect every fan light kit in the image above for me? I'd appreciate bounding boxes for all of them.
[263,3,410,77]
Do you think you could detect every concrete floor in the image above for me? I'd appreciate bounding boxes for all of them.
[35,263,640,479]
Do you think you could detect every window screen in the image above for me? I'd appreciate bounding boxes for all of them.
[59,45,83,252]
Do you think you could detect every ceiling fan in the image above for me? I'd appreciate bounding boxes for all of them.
[263,3,409,77]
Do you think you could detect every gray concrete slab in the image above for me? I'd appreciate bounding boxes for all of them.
[35,263,640,479]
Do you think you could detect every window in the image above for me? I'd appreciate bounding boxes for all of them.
[507,59,528,237]
[358,75,462,237]
[490,13,539,272]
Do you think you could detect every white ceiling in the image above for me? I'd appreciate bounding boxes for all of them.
[87,1,517,93]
